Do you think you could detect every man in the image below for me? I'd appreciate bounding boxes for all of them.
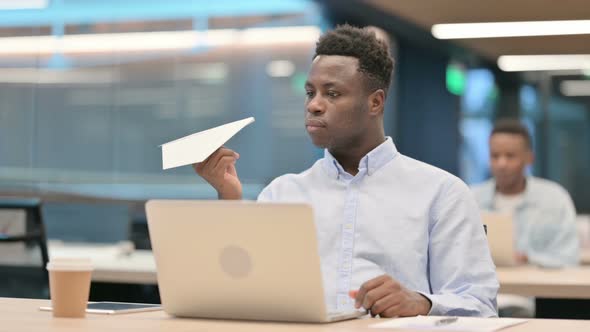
[194,25,498,317]
[471,120,579,267]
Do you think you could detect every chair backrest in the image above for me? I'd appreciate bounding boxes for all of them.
[0,197,49,298]
[0,197,49,266]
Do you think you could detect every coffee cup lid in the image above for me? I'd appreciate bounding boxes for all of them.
[46,258,93,271]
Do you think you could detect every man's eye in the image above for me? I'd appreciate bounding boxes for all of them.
[327,91,340,97]
[305,90,315,98]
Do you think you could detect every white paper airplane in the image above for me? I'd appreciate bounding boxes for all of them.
[160,117,255,170]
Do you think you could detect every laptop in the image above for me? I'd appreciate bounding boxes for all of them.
[481,211,517,267]
[145,200,366,323]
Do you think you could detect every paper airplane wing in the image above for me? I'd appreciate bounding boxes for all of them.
[160,117,255,170]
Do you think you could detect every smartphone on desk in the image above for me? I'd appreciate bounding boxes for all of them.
[39,301,162,315]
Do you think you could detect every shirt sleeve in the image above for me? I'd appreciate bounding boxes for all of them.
[526,190,579,267]
[421,178,499,317]
[257,182,274,202]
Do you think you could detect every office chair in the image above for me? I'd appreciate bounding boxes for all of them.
[0,197,50,298]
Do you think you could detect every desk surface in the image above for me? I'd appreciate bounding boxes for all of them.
[0,242,158,284]
[496,266,590,299]
[48,244,157,284]
[3,297,590,332]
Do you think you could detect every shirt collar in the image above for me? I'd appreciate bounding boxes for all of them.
[321,137,398,179]
[485,176,533,209]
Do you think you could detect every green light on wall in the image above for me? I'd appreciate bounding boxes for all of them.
[446,63,466,96]
[488,83,499,101]
[291,72,308,95]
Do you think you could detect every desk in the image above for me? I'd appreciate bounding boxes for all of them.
[6,245,590,293]
[497,266,590,299]
[497,266,590,319]
[81,252,590,295]
[49,244,157,284]
[3,297,590,332]
[4,247,590,318]
[0,242,157,285]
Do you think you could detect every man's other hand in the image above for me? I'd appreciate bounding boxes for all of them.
[351,274,432,318]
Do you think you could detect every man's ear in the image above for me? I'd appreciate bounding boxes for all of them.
[368,89,385,116]
[527,150,535,166]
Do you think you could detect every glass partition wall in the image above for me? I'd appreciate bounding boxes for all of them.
[0,1,323,200]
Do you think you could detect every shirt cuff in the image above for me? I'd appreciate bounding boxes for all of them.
[416,291,440,316]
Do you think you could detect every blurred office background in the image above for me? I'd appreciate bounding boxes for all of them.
[0,0,589,300]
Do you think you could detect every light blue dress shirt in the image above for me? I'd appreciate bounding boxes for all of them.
[258,137,498,317]
[471,177,579,267]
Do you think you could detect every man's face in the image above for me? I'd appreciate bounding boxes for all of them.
[489,133,533,188]
[304,55,372,151]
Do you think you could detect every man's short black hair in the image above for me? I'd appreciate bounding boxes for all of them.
[491,119,533,149]
[314,24,394,94]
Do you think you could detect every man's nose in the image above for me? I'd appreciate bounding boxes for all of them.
[306,95,326,115]
[495,157,508,168]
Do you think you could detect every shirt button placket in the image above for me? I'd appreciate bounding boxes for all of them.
[336,178,360,310]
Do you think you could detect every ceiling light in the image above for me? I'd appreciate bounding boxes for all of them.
[0,68,117,84]
[497,55,590,72]
[175,63,228,82]
[560,80,590,96]
[266,60,295,78]
[0,0,47,10]
[239,26,321,45]
[432,20,590,39]
[0,26,321,56]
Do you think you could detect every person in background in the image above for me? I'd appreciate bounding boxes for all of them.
[195,24,498,317]
[471,119,579,268]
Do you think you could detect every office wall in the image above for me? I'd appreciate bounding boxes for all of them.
[0,4,323,200]
[395,41,461,175]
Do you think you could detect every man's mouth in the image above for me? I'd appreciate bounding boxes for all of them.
[305,119,326,128]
